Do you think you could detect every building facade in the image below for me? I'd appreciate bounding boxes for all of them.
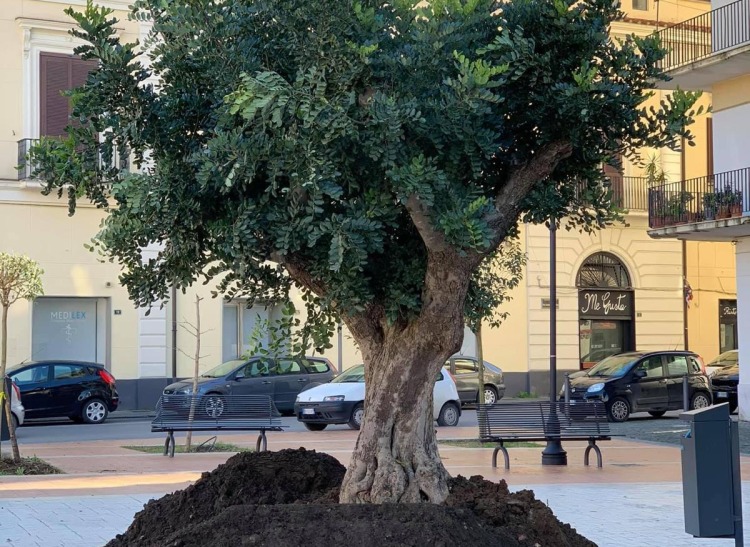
[644,0,750,418]
[0,0,736,409]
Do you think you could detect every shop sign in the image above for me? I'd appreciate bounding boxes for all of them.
[50,311,88,321]
[579,290,633,319]
[719,300,737,323]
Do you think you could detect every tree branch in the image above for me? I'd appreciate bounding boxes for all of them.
[405,194,449,253]
[485,140,573,250]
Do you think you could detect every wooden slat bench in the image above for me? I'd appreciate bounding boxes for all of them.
[477,400,612,469]
[151,394,286,457]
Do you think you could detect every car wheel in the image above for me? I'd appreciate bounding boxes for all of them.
[81,399,109,424]
[648,411,666,418]
[437,402,460,427]
[606,397,630,422]
[690,392,711,410]
[203,394,225,419]
[482,386,498,405]
[304,423,327,431]
[348,403,364,430]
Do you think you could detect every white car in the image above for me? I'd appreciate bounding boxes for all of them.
[9,379,25,428]
[294,364,461,431]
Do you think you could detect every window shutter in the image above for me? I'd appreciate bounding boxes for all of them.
[40,53,97,137]
[40,53,71,137]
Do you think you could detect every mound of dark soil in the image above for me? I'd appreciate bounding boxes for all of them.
[108,448,595,547]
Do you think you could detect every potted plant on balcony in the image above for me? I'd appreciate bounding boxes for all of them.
[716,184,741,218]
[665,191,694,224]
[730,188,743,217]
[703,192,717,220]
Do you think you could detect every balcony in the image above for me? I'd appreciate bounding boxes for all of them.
[654,0,750,90]
[648,167,750,241]
[17,138,129,181]
[609,176,649,212]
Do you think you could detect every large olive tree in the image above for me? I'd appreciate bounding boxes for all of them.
[30,0,700,503]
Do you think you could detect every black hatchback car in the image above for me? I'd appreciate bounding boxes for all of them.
[709,351,739,413]
[563,351,712,422]
[7,361,119,424]
[162,355,335,415]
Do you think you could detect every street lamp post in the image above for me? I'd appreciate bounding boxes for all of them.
[542,219,568,465]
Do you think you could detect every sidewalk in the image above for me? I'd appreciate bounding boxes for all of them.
[1,428,747,546]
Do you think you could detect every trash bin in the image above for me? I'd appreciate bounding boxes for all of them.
[680,403,743,544]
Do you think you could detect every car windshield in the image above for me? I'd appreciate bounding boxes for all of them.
[332,365,365,383]
[709,351,739,369]
[586,354,639,378]
[200,360,245,378]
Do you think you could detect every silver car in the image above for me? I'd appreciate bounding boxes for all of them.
[443,356,505,405]
[9,379,25,428]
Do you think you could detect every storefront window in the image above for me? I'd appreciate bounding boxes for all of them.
[719,299,738,354]
[577,253,634,369]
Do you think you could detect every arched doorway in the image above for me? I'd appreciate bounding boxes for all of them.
[577,252,635,369]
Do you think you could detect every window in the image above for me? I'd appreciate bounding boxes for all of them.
[637,356,664,378]
[633,0,648,10]
[11,366,48,384]
[239,359,273,378]
[54,365,87,380]
[577,253,631,289]
[688,357,703,374]
[454,359,477,374]
[303,359,331,374]
[274,359,302,375]
[665,355,689,376]
[719,299,738,354]
[40,53,98,137]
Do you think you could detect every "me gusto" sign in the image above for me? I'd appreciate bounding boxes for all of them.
[579,290,633,319]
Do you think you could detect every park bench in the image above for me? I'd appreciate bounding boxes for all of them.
[151,394,286,457]
[477,400,612,469]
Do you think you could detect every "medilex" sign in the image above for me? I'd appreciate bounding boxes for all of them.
[50,311,87,321]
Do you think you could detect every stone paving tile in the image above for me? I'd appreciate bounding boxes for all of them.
[2,484,747,546]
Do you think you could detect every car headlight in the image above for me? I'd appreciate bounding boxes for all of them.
[177,387,193,395]
[586,383,605,394]
[323,395,345,402]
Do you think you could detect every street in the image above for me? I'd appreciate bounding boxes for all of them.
[15,406,750,452]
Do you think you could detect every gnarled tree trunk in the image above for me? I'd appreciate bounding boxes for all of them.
[339,253,469,504]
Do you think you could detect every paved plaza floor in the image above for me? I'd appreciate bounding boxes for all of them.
[1,425,747,546]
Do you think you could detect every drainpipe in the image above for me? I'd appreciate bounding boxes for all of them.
[171,286,177,381]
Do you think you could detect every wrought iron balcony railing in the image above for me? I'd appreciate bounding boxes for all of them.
[17,138,130,181]
[648,167,750,229]
[655,0,750,72]
[609,176,649,211]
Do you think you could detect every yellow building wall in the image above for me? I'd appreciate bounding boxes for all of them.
[686,241,737,363]
[0,198,141,377]
[525,214,685,374]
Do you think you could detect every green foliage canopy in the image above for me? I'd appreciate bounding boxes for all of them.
[30,0,700,344]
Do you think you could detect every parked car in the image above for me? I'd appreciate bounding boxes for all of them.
[443,356,505,405]
[162,356,334,416]
[710,359,739,413]
[294,364,461,430]
[9,380,24,428]
[7,361,119,424]
[561,351,712,422]
[705,349,738,377]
